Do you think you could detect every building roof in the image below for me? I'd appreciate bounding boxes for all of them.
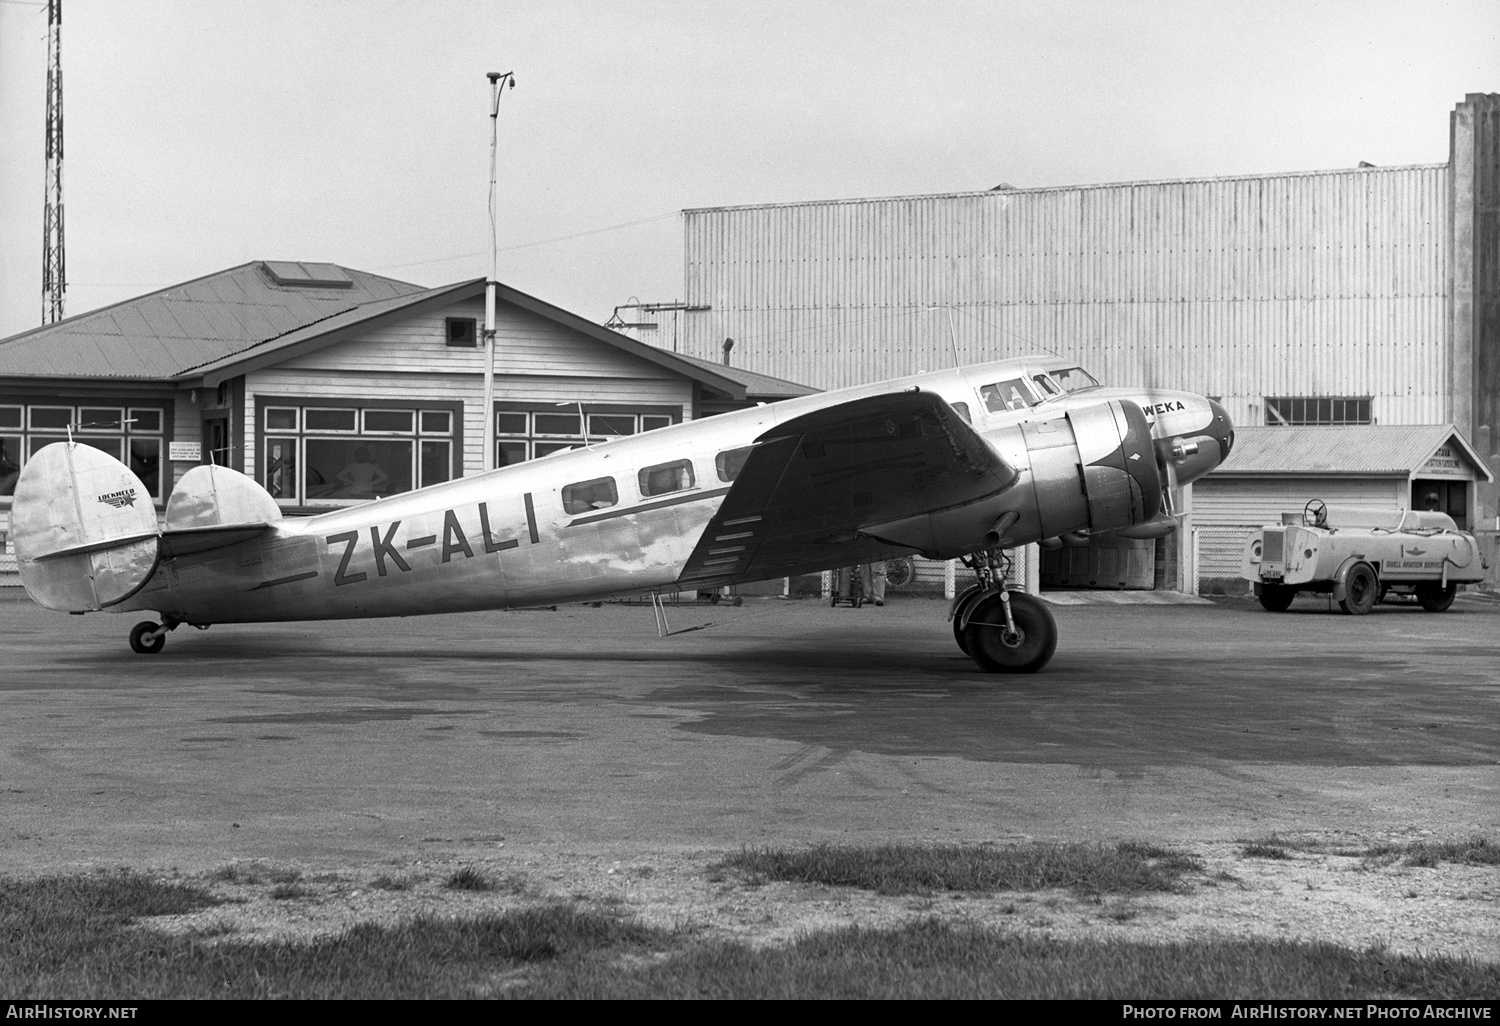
[1211,425,1494,481]
[0,261,790,402]
[0,262,426,380]
[666,351,820,400]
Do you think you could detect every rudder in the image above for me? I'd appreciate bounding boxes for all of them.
[9,441,161,611]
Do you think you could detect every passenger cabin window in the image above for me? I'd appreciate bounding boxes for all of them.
[640,459,694,497]
[716,446,753,482]
[979,378,1035,413]
[950,401,971,424]
[562,477,618,515]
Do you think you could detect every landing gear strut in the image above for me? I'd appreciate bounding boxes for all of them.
[951,550,1057,673]
[127,617,203,654]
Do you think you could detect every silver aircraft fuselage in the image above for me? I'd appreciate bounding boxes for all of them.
[78,358,1231,625]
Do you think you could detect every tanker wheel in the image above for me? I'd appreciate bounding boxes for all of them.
[963,592,1057,673]
[1258,584,1296,612]
[885,556,916,589]
[1416,582,1457,613]
[129,621,165,655]
[1338,562,1378,616]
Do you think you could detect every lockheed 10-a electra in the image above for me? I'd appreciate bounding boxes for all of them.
[9,356,1233,673]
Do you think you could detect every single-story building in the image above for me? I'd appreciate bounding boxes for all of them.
[1192,425,1494,592]
[0,260,815,582]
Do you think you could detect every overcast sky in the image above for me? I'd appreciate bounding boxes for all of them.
[0,0,1495,341]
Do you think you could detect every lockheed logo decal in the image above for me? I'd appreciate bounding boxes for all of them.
[97,489,138,509]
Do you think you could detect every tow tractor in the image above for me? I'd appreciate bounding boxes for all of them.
[1241,500,1487,614]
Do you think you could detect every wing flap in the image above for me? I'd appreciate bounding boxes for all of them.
[678,390,1016,584]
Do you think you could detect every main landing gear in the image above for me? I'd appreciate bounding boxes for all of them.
[127,618,209,654]
[948,549,1057,673]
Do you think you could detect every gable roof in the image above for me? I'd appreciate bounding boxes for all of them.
[0,262,426,380]
[666,351,821,401]
[0,262,791,401]
[1211,425,1494,481]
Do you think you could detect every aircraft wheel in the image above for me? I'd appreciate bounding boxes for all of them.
[951,587,984,655]
[1416,582,1457,613]
[964,592,1057,673]
[1258,584,1295,612]
[129,621,165,655]
[1338,562,1378,616]
[732,596,744,607]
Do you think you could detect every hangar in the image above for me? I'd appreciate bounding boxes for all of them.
[646,93,1500,594]
[0,260,813,584]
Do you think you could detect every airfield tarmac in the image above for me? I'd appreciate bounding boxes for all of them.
[2,589,1496,869]
[2,590,1499,966]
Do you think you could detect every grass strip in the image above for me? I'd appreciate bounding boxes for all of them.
[713,840,1203,896]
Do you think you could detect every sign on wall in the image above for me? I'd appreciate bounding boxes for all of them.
[1419,444,1474,479]
[168,442,202,462]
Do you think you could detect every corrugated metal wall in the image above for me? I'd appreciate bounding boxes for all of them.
[682,165,1450,427]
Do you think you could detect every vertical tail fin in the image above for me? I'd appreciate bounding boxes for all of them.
[9,441,161,611]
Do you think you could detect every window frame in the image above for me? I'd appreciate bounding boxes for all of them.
[491,402,682,469]
[1264,396,1373,427]
[0,395,173,507]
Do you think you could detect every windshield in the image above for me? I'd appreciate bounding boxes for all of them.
[1050,366,1099,393]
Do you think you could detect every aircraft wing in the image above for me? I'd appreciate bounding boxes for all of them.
[677,390,1017,586]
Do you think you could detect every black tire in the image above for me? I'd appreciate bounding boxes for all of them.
[952,587,984,655]
[1258,584,1296,612]
[885,557,916,590]
[963,592,1058,673]
[129,621,165,655]
[1338,562,1378,616]
[1416,582,1457,613]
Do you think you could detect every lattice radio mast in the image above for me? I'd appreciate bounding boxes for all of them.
[42,0,65,324]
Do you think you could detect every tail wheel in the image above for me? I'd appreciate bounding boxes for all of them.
[1416,582,1457,613]
[963,592,1058,673]
[1338,562,1378,616]
[1258,584,1296,612]
[129,621,165,654]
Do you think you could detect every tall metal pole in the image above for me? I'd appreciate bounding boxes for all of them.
[42,0,65,324]
[482,70,516,473]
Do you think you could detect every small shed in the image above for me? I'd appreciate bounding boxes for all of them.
[1192,425,1494,592]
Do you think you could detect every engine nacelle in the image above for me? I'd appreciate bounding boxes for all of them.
[866,399,1161,558]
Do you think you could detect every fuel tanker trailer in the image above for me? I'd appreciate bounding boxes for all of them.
[1241,500,1486,614]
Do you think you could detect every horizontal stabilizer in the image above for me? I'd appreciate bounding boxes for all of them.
[10,441,161,611]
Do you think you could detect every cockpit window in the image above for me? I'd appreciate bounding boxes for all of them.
[1031,374,1061,396]
[1052,366,1099,392]
[640,459,695,497]
[562,477,618,515]
[979,378,1036,413]
[716,447,752,482]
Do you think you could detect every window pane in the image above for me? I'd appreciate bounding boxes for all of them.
[534,412,581,435]
[562,477,617,515]
[1053,367,1098,392]
[0,407,20,430]
[640,459,694,497]
[589,414,635,436]
[641,416,673,431]
[30,407,72,430]
[128,408,162,433]
[78,437,123,462]
[264,437,298,501]
[420,440,451,488]
[29,436,67,456]
[305,408,357,432]
[951,401,971,424]
[79,408,122,431]
[304,439,411,501]
[130,438,162,497]
[496,441,528,468]
[495,412,528,434]
[979,378,1033,413]
[0,436,21,496]
[716,446,753,482]
[1032,375,1060,396]
[534,441,582,458]
[420,410,452,434]
[265,407,298,431]
[446,318,477,347]
[363,409,414,433]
